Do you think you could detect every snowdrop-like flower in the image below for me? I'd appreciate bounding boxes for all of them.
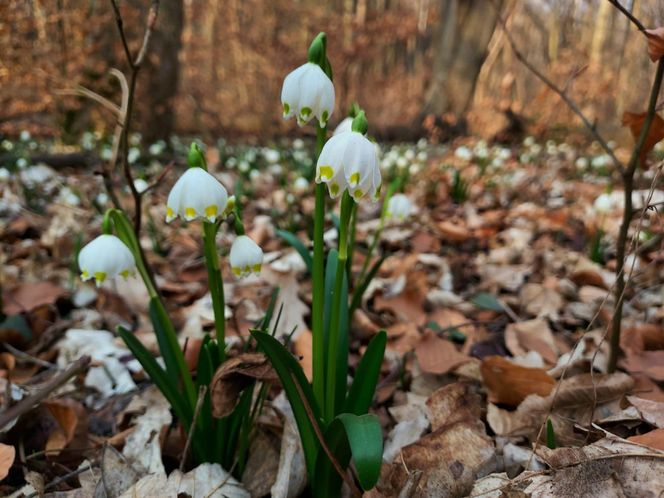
[133,178,149,194]
[316,131,381,201]
[386,194,413,222]
[281,62,335,127]
[229,235,263,278]
[20,130,31,142]
[166,167,229,223]
[264,148,280,164]
[454,146,472,161]
[0,168,10,182]
[594,193,613,214]
[575,157,589,170]
[333,117,353,136]
[79,234,136,286]
[294,176,309,194]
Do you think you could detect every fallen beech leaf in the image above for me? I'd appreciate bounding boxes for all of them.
[622,350,664,381]
[2,281,68,315]
[415,331,470,375]
[627,396,664,428]
[480,355,555,406]
[622,111,664,164]
[519,283,563,319]
[628,428,664,451]
[645,27,664,62]
[426,382,482,431]
[437,221,471,242]
[0,443,15,481]
[44,399,86,455]
[504,319,558,365]
[294,329,312,381]
[210,353,278,418]
[621,324,664,354]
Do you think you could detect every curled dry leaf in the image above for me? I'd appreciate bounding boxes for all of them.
[210,353,278,418]
[504,319,559,366]
[426,382,482,431]
[480,355,555,406]
[621,111,664,164]
[627,395,664,428]
[628,428,664,451]
[44,398,87,455]
[645,27,664,62]
[0,443,15,481]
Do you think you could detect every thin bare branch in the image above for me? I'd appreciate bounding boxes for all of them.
[489,0,624,173]
[607,0,645,32]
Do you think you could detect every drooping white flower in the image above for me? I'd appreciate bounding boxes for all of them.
[293,176,309,194]
[79,234,136,287]
[264,148,280,164]
[387,194,412,222]
[333,117,353,136]
[594,193,613,214]
[229,235,264,278]
[166,167,229,223]
[454,146,472,161]
[316,131,381,201]
[133,178,149,194]
[281,62,335,127]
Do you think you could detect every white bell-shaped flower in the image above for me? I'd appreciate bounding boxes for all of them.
[229,235,264,278]
[281,63,335,127]
[594,193,613,214]
[333,117,353,136]
[316,131,381,201]
[386,194,412,222]
[166,167,229,223]
[79,234,136,287]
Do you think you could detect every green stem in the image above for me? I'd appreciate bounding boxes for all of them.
[346,203,358,285]
[325,192,353,422]
[312,124,327,412]
[203,221,226,363]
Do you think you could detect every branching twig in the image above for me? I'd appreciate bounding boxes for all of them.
[607,0,645,32]
[0,355,90,431]
[489,0,623,173]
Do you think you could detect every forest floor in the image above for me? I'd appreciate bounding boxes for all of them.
[1,133,664,497]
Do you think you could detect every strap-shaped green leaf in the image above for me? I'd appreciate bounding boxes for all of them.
[276,229,313,273]
[251,331,322,477]
[344,331,386,416]
[117,326,191,425]
[336,413,383,490]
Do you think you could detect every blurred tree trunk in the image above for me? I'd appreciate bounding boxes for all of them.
[590,0,612,67]
[420,0,503,123]
[141,0,183,142]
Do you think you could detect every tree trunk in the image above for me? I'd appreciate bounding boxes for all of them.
[141,0,184,142]
[590,0,612,68]
[420,0,503,121]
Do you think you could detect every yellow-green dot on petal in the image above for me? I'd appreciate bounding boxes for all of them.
[120,269,130,279]
[349,172,360,186]
[353,189,364,200]
[330,183,339,196]
[252,263,262,273]
[166,207,174,219]
[283,103,290,115]
[185,207,196,219]
[205,205,218,220]
[81,270,90,279]
[243,265,250,274]
[232,267,242,276]
[319,166,334,181]
[322,110,329,123]
[94,271,107,283]
[301,107,311,118]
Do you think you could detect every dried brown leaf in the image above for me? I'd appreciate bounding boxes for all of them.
[622,111,664,164]
[0,443,15,481]
[504,319,558,365]
[480,356,555,406]
[2,281,68,315]
[628,428,664,451]
[627,396,664,428]
[415,331,471,375]
[426,382,482,431]
[210,353,278,418]
[645,27,664,62]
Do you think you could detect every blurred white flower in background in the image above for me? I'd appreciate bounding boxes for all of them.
[386,193,413,222]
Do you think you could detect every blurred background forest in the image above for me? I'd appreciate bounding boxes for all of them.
[2,0,664,143]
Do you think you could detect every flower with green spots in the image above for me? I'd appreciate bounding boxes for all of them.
[229,235,263,278]
[78,234,136,287]
[386,193,412,222]
[281,62,335,127]
[166,167,229,223]
[316,130,381,201]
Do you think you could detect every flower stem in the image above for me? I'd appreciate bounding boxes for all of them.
[312,124,327,411]
[325,192,353,422]
[203,221,226,363]
[346,203,358,284]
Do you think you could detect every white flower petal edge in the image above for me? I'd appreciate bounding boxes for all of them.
[316,131,381,201]
[333,117,353,136]
[281,63,335,128]
[166,167,229,223]
[386,194,412,222]
[79,234,136,287]
[229,235,264,278]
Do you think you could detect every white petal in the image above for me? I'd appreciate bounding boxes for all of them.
[230,235,263,277]
[281,64,307,119]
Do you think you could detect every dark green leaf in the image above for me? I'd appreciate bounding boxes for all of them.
[336,413,383,490]
[251,331,321,477]
[470,292,504,312]
[0,314,32,342]
[546,418,557,449]
[276,229,312,273]
[345,331,386,415]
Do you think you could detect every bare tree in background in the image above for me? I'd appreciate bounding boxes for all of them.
[421,0,504,124]
[141,0,183,142]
